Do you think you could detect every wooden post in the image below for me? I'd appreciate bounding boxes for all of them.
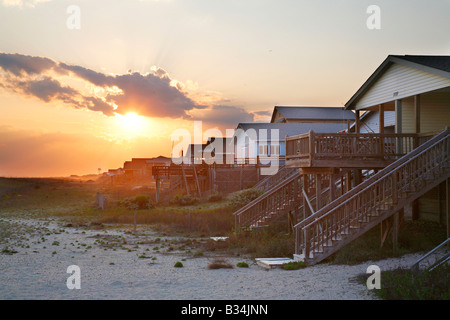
[355,110,361,133]
[409,95,421,219]
[315,173,322,211]
[392,211,399,254]
[329,173,336,203]
[395,99,402,134]
[181,161,190,195]
[134,211,137,233]
[379,104,384,134]
[309,131,315,165]
[239,164,243,190]
[395,99,402,156]
[414,94,421,134]
[155,179,160,203]
[193,165,201,197]
[346,171,352,192]
[379,104,385,157]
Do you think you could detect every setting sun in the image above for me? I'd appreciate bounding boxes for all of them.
[116,112,147,135]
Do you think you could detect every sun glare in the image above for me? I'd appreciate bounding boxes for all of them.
[116,112,147,136]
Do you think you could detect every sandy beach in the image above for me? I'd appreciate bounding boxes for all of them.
[0,216,427,300]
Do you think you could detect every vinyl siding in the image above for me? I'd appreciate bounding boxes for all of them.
[400,91,450,133]
[355,63,450,110]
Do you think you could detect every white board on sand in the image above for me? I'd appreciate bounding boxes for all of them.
[255,258,296,270]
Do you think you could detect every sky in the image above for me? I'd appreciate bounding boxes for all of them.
[0,0,449,177]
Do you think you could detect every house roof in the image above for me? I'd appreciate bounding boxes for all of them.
[145,156,171,164]
[345,55,450,110]
[271,106,355,123]
[393,55,450,73]
[235,122,349,140]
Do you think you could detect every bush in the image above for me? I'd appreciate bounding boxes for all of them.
[227,188,263,209]
[282,261,306,270]
[119,195,154,210]
[374,264,450,300]
[174,261,184,268]
[207,192,223,202]
[171,194,200,206]
[236,262,249,268]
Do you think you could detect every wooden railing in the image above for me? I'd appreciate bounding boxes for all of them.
[152,164,208,178]
[253,166,298,191]
[286,131,420,167]
[234,168,351,230]
[234,171,302,229]
[294,128,450,263]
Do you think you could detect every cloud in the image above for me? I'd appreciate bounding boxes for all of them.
[0,52,256,127]
[253,110,272,116]
[0,53,63,76]
[188,105,255,130]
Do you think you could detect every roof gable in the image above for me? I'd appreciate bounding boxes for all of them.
[345,55,450,110]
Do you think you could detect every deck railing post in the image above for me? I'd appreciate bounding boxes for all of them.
[309,131,315,164]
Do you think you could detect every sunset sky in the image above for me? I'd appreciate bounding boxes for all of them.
[0,0,449,177]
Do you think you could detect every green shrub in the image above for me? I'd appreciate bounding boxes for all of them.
[171,194,200,206]
[236,262,249,268]
[119,195,154,210]
[282,261,306,270]
[227,188,263,209]
[375,264,450,300]
[174,261,184,268]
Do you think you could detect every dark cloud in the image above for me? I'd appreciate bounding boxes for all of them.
[20,77,78,102]
[0,53,64,76]
[0,52,255,125]
[192,105,255,129]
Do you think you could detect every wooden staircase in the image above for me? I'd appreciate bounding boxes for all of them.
[294,128,450,265]
[253,166,298,191]
[234,168,302,230]
[233,167,348,230]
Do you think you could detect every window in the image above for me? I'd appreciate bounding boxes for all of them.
[259,144,268,156]
[270,144,280,155]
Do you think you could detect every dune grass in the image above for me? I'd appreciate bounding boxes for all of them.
[374,264,450,300]
[0,177,447,265]
[325,220,447,265]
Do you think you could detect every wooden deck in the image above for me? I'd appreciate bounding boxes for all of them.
[285,131,429,169]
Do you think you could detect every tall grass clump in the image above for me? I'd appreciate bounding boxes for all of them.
[373,264,450,300]
[118,195,154,210]
[227,188,263,209]
[325,220,447,265]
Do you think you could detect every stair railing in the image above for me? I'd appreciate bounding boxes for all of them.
[295,128,449,261]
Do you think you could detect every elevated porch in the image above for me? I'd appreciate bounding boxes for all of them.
[285,131,437,169]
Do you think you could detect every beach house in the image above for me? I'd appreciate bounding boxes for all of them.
[234,55,450,265]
